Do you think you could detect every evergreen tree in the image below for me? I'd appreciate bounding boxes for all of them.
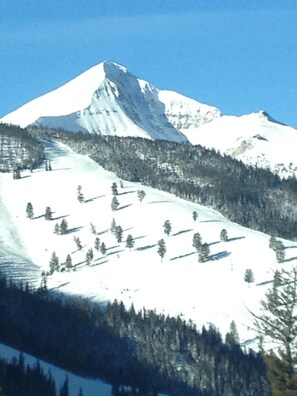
[110,218,117,234]
[254,267,297,395]
[49,251,59,274]
[192,211,198,222]
[90,222,97,235]
[26,202,34,219]
[244,268,255,287]
[115,225,123,243]
[269,235,277,250]
[192,232,202,251]
[41,270,47,290]
[94,237,100,251]
[198,243,210,262]
[225,320,240,346]
[157,239,166,262]
[100,242,107,256]
[65,254,72,270]
[137,190,146,204]
[60,219,68,235]
[86,248,94,265]
[73,236,82,251]
[126,234,134,250]
[274,241,285,263]
[77,185,84,203]
[44,206,52,220]
[220,228,228,242]
[54,223,61,235]
[111,182,118,195]
[163,220,172,236]
[111,196,120,211]
[13,167,21,179]
[59,376,69,396]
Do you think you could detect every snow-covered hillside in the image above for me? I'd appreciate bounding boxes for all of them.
[0,139,296,346]
[184,110,297,178]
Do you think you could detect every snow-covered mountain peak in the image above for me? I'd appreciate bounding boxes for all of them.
[0,61,223,142]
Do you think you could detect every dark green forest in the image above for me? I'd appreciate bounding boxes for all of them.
[0,277,270,396]
[30,126,297,240]
[0,123,44,172]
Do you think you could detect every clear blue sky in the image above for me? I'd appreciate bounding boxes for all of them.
[1,0,297,126]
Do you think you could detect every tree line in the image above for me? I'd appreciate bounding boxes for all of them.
[29,126,297,240]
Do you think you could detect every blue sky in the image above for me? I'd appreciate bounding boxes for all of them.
[1,0,297,126]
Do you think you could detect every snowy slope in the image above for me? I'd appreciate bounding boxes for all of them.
[184,111,297,178]
[0,139,296,348]
[2,62,218,143]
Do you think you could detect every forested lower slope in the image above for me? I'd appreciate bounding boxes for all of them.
[30,127,297,240]
[0,278,270,396]
[0,124,44,172]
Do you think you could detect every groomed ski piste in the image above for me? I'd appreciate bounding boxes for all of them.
[0,139,296,394]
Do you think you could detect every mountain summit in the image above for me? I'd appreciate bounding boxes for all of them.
[2,61,297,177]
[1,61,219,142]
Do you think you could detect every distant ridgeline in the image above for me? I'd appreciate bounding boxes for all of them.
[30,126,297,240]
[0,123,44,172]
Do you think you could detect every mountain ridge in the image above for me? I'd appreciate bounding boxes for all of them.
[2,61,297,177]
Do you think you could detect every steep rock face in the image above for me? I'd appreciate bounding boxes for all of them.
[158,89,221,130]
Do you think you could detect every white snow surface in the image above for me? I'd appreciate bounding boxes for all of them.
[184,111,297,178]
[1,139,296,350]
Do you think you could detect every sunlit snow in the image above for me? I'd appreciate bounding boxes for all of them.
[0,139,296,346]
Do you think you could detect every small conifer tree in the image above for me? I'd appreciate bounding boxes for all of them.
[163,220,172,236]
[65,254,72,270]
[94,237,100,251]
[49,251,59,274]
[157,239,166,262]
[77,185,84,203]
[244,268,255,287]
[86,248,94,265]
[111,182,118,196]
[115,225,123,243]
[192,232,202,251]
[110,218,117,234]
[111,196,120,211]
[26,202,34,219]
[126,234,134,250]
[198,243,210,262]
[60,218,68,235]
[220,229,228,242]
[100,242,107,256]
[137,190,146,204]
[44,206,52,220]
[192,211,198,222]
[73,236,82,251]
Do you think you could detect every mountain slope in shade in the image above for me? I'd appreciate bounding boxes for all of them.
[1,62,220,143]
